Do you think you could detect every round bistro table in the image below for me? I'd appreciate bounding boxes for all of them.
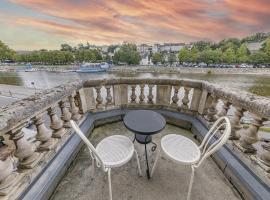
[123,110,166,179]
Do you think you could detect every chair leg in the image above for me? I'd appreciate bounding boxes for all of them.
[108,168,112,200]
[187,165,195,200]
[150,149,161,178]
[134,150,142,176]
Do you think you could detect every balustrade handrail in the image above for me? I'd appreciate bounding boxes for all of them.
[0,80,82,135]
[1,77,270,136]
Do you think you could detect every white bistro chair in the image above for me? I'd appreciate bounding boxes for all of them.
[70,120,142,200]
[150,117,231,200]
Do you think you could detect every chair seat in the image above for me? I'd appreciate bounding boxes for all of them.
[96,135,134,168]
[161,134,201,165]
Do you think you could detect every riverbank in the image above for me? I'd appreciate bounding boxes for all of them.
[108,66,270,75]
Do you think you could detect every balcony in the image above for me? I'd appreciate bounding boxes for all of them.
[0,78,269,200]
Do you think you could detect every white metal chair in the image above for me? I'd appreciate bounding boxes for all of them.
[150,117,231,200]
[70,120,142,200]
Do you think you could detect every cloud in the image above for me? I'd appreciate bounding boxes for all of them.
[2,0,270,49]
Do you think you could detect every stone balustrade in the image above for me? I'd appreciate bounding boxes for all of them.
[0,77,270,199]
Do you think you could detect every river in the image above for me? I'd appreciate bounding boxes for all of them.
[0,71,269,97]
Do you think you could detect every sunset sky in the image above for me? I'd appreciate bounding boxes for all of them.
[0,0,270,50]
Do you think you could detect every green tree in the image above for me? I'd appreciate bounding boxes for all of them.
[152,52,164,65]
[167,52,177,66]
[113,43,141,65]
[0,40,16,61]
[60,43,73,52]
[249,52,268,65]
[178,47,189,64]
[192,41,211,51]
[223,47,236,64]
[236,44,249,63]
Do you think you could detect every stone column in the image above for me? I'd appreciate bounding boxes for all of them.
[33,114,57,151]
[229,107,244,140]
[255,142,270,172]
[47,107,66,138]
[236,115,265,153]
[217,100,231,118]
[205,95,218,122]
[147,84,154,104]
[94,85,103,109]
[156,85,172,106]
[59,98,72,128]
[130,85,137,103]
[181,87,191,110]
[105,85,113,105]
[114,84,128,106]
[190,88,202,112]
[139,84,145,104]
[171,85,180,107]
[69,93,81,120]
[0,154,20,196]
[10,124,42,169]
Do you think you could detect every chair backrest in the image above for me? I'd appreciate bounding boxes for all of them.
[196,116,231,167]
[70,120,106,171]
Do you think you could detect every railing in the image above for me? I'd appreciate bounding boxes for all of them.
[0,78,270,199]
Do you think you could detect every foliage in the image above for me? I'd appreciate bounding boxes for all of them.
[167,52,177,66]
[113,43,141,65]
[152,52,165,64]
[178,47,189,63]
[0,40,16,61]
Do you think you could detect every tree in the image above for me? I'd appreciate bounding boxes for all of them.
[178,47,189,64]
[236,44,249,63]
[249,52,268,65]
[60,43,73,52]
[113,43,141,65]
[152,52,164,65]
[0,40,16,61]
[223,47,236,64]
[192,41,211,51]
[167,52,177,66]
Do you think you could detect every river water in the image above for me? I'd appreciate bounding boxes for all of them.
[0,71,269,97]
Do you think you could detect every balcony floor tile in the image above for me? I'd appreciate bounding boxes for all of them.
[50,122,241,200]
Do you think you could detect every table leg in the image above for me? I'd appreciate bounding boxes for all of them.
[145,144,150,179]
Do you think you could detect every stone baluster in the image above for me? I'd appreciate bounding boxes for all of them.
[147,84,154,104]
[181,87,191,109]
[236,115,265,153]
[33,114,57,151]
[171,85,180,106]
[229,107,244,140]
[69,93,82,120]
[205,95,218,122]
[255,142,270,173]
[217,100,231,118]
[139,84,145,104]
[59,98,72,128]
[10,124,42,169]
[75,92,83,114]
[105,85,113,105]
[47,107,66,138]
[0,153,20,196]
[95,85,103,109]
[130,85,137,103]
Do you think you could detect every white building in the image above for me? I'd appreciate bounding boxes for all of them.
[160,43,185,52]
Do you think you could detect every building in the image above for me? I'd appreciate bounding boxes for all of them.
[160,43,185,52]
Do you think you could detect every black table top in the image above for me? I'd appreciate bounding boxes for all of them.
[123,110,166,135]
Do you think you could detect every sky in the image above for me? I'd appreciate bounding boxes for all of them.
[0,0,270,50]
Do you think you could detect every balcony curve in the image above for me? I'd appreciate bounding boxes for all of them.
[0,78,269,200]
